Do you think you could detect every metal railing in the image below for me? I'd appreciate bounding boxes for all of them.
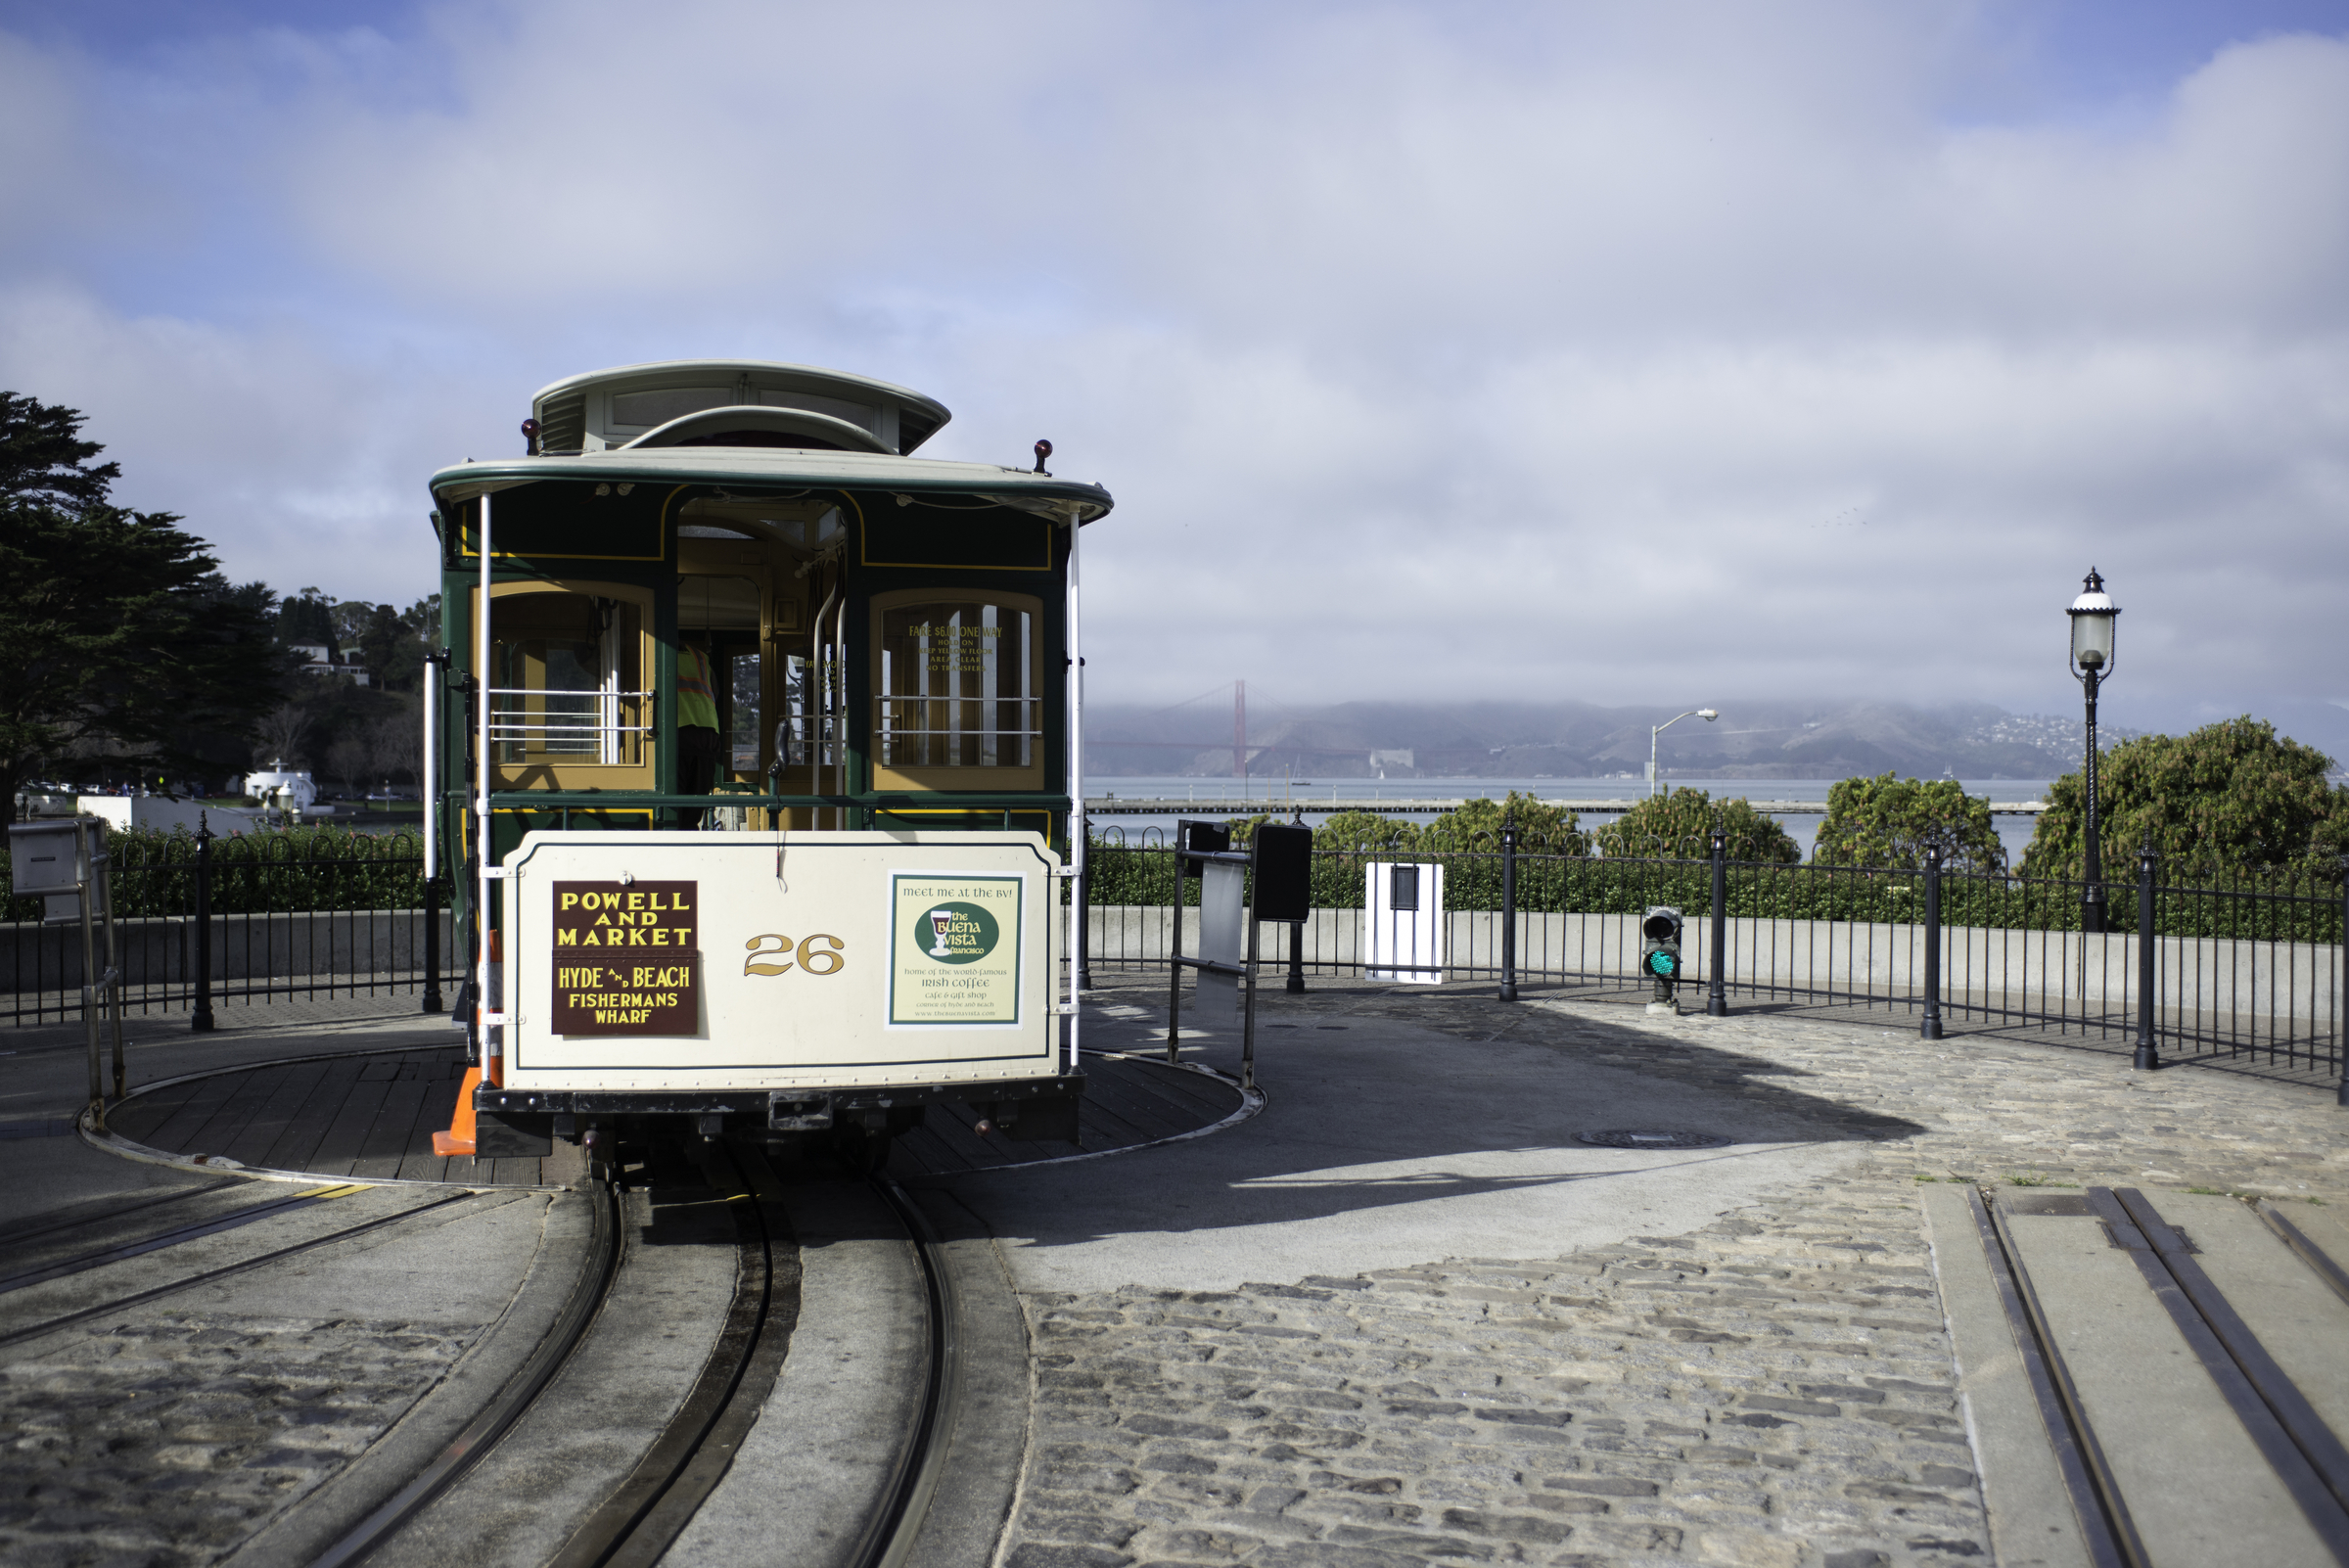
[1082,833,2347,1091]
[485,686,651,764]
[3,823,450,1028]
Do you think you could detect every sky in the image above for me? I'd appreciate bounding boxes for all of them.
[2,0,2345,741]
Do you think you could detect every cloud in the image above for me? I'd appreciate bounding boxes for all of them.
[1,1,2344,731]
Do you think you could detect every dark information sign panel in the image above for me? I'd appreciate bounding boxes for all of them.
[549,881,700,1036]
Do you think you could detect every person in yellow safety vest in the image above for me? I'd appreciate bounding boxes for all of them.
[676,635,722,829]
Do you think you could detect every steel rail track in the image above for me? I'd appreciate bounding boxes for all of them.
[533,1148,961,1568]
[854,1172,959,1568]
[1973,1185,2349,1568]
[542,1144,800,1568]
[305,1176,625,1568]
[0,1188,479,1352]
[0,1182,377,1297]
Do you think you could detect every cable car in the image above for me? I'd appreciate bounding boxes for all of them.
[422,360,1108,1172]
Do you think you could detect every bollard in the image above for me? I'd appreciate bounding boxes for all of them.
[1707,829,1727,1017]
[191,814,215,1033]
[1498,816,1518,1002]
[2134,840,2159,1071]
[1919,844,1944,1040]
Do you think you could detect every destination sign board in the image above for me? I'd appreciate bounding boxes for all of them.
[549,880,700,1035]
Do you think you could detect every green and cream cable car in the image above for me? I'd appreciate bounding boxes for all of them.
[422,360,1108,1171]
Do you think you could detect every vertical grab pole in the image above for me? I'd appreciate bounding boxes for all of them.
[1920,843,1944,1040]
[1498,815,1518,1002]
[422,654,443,1015]
[1065,506,1085,1072]
[476,493,499,1086]
[2135,842,2160,1071]
[1708,829,1728,1017]
[423,656,439,883]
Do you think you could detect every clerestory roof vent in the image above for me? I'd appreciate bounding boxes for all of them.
[529,360,950,457]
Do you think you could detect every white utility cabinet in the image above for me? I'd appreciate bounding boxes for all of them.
[1365,861,1444,984]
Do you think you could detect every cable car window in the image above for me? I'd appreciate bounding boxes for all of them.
[489,591,645,764]
[876,598,1037,769]
[729,653,761,772]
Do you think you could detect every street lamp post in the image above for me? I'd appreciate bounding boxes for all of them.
[1650,709,1719,797]
[2067,569,2120,934]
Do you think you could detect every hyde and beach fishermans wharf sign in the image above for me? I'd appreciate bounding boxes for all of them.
[550,881,700,1035]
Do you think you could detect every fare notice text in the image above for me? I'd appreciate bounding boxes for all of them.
[550,880,700,1036]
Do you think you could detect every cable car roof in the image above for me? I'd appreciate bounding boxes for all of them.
[430,445,1113,523]
[530,358,954,456]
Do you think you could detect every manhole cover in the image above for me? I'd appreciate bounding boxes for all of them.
[1576,1130,1731,1150]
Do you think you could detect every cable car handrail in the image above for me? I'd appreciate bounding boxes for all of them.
[484,686,655,745]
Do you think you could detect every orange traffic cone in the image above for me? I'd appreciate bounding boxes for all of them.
[433,1064,481,1158]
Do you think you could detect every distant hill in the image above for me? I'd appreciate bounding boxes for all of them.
[1084,698,2157,781]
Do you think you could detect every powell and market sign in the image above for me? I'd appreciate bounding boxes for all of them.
[551,881,698,1035]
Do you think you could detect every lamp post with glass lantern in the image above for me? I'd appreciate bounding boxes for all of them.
[2067,570,2120,933]
[1650,709,1719,797]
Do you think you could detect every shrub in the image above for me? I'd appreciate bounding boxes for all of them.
[1813,773,2006,873]
[2020,717,2349,880]
[1592,789,1801,863]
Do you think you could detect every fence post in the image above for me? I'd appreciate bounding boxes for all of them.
[422,862,444,1014]
[1707,829,1727,1017]
[2321,858,2339,1103]
[1498,816,1518,1002]
[2135,840,2159,1071]
[190,814,214,1034]
[1919,843,1944,1040]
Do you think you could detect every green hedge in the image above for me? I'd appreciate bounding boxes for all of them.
[1082,843,2345,945]
[2,825,428,920]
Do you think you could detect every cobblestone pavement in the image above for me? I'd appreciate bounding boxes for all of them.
[2,1312,477,1568]
[0,1192,553,1568]
[996,981,2349,1568]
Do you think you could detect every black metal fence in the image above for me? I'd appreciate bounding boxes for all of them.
[3,825,450,1028]
[1083,833,2347,1087]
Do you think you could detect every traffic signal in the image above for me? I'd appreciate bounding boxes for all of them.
[1640,907,1683,993]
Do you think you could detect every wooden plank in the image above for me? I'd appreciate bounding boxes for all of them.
[180,1055,347,1163]
[1080,1068,1221,1143]
[349,1076,433,1180]
[892,1126,981,1179]
[395,1074,466,1182]
[1060,1082,1163,1150]
[105,1082,205,1143]
[305,1069,397,1176]
[906,1108,1003,1174]
[1094,1056,1236,1115]
[216,1060,339,1168]
[256,1058,370,1173]
[134,1071,263,1156]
